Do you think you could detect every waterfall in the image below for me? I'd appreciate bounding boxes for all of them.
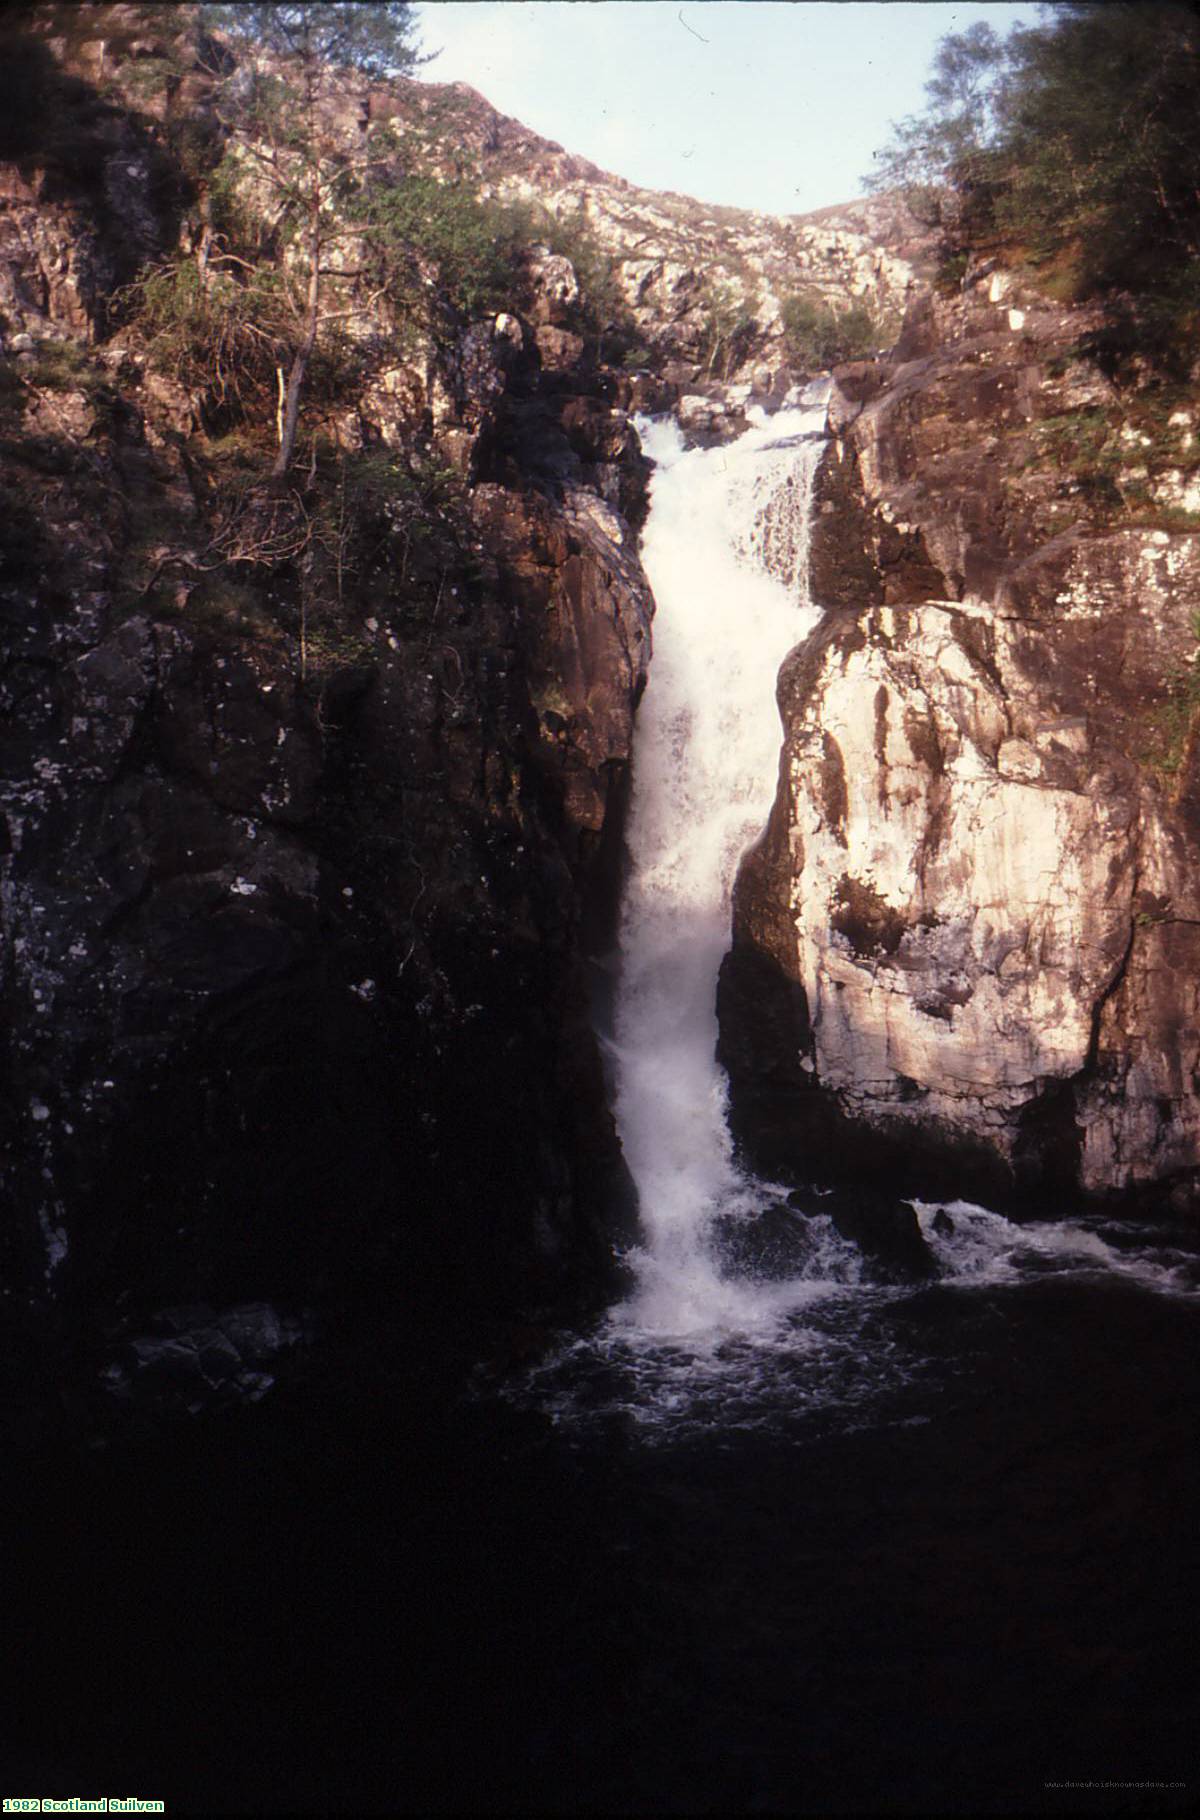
[519,390,1198,1434]
[610,388,835,1339]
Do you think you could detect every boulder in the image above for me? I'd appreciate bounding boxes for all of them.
[788,1188,938,1282]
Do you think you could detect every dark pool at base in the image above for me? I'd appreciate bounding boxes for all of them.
[4,1275,1196,1815]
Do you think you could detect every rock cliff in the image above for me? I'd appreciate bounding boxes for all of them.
[0,7,660,1415]
[721,267,1200,1213]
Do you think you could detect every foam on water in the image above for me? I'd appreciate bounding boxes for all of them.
[914,1198,1200,1298]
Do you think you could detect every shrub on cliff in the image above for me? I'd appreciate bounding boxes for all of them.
[537,204,633,355]
[202,2,428,81]
[121,255,292,413]
[780,292,882,371]
[194,3,428,476]
[354,163,539,331]
[121,15,629,457]
[696,279,761,380]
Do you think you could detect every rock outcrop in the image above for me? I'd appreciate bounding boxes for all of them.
[721,266,1200,1212]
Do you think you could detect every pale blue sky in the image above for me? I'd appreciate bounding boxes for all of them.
[413,1,1041,216]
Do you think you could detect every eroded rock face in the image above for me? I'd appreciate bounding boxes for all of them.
[722,272,1200,1211]
[0,13,195,345]
[471,482,652,942]
[1,427,650,1333]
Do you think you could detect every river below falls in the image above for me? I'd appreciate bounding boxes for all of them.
[5,1264,1197,1814]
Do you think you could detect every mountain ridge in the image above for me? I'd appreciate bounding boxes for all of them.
[369,68,929,371]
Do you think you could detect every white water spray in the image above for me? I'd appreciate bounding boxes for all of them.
[610,391,834,1339]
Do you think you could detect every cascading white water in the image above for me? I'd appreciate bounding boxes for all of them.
[609,389,838,1339]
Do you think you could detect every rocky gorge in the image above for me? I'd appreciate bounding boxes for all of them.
[3,10,1199,1818]
[2,4,1199,1428]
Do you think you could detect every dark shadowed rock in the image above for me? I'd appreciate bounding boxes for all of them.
[101,1302,309,1416]
[788,1187,937,1282]
[711,1202,818,1281]
[0,15,662,1395]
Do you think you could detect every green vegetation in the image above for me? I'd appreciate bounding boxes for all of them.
[201,3,428,80]
[120,87,626,459]
[868,3,1200,377]
[123,160,625,424]
[1026,407,1127,513]
[352,156,570,338]
[5,341,123,416]
[1147,612,1200,779]
[314,448,464,594]
[934,250,970,296]
[695,279,760,380]
[2,0,636,682]
[128,432,477,686]
[34,0,626,696]
[361,156,630,351]
[20,340,96,391]
[119,257,294,420]
[364,173,536,319]
[1012,384,1200,527]
[190,4,428,477]
[537,204,632,352]
[779,292,884,370]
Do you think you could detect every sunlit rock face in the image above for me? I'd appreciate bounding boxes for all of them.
[502,181,917,372]
[722,272,1200,1212]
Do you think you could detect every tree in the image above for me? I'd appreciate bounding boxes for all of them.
[200,3,428,478]
[695,278,760,379]
[866,20,1005,228]
[866,3,1200,368]
[204,3,427,81]
[994,4,1200,299]
[780,292,882,371]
